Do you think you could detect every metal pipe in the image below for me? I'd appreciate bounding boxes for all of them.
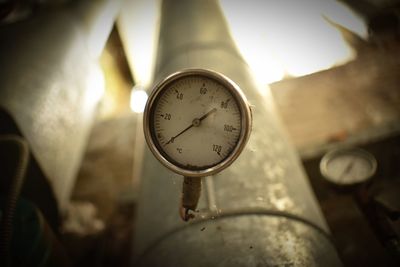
[133,0,342,266]
[0,0,120,213]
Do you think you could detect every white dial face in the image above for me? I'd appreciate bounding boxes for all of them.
[321,149,377,185]
[325,155,372,184]
[149,73,245,172]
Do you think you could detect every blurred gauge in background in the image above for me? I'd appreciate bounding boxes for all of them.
[320,147,378,187]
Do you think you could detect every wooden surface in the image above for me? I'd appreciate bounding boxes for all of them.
[270,46,400,157]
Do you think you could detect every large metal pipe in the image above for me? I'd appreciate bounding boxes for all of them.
[133,0,342,266]
[0,0,121,217]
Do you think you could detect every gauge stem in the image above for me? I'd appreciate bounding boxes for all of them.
[180,176,202,221]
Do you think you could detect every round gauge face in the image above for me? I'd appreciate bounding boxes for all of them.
[320,148,377,186]
[144,69,251,177]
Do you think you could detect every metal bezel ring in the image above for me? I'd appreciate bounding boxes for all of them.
[143,68,252,177]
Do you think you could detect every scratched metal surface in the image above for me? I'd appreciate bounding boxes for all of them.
[133,0,342,265]
[136,216,341,267]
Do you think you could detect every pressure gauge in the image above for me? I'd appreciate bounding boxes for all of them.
[143,69,252,178]
[320,148,377,186]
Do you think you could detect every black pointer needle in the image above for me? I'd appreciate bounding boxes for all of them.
[165,108,217,145]
[339,159,355,182]
[198,108,217,121]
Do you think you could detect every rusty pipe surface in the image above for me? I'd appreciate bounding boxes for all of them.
[133,0,342,266]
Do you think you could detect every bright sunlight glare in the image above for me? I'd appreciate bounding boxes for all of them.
[85,64,105,105]
[130,87,148,113]
[118,0,159,88]
[220,0,367,85]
